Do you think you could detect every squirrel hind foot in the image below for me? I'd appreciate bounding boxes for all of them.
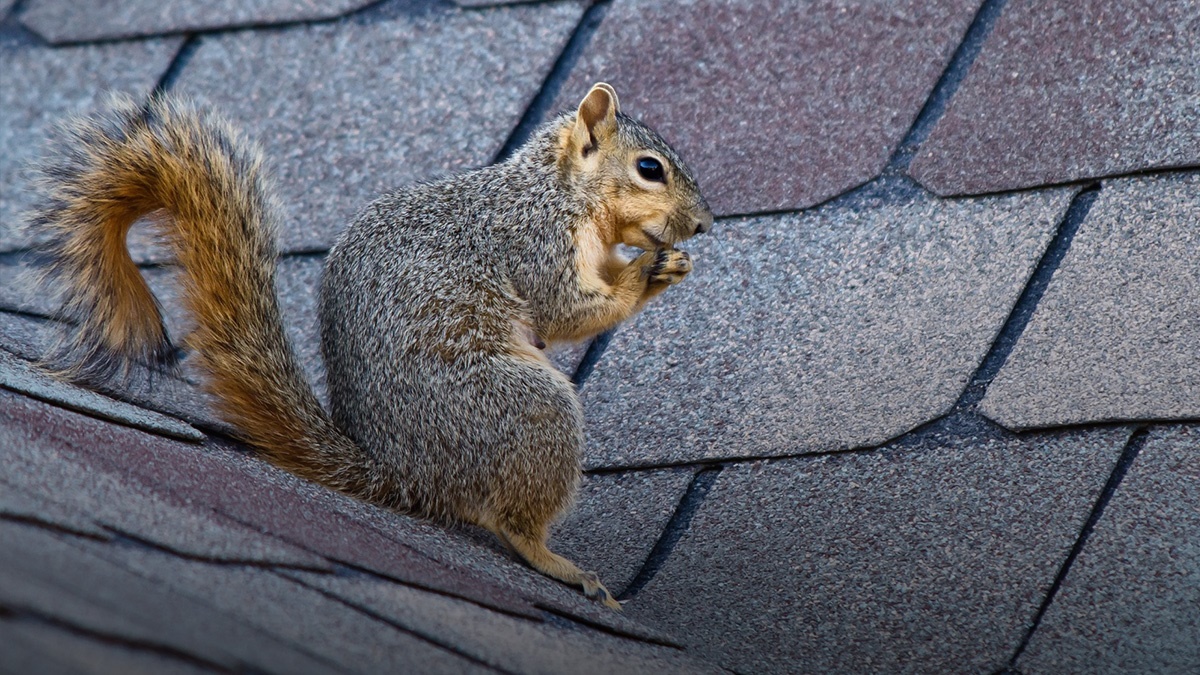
[488,523,622,611]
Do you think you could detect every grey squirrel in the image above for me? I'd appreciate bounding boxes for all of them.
[31,83,712,608]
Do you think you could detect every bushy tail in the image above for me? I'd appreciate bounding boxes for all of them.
[31,93,387,501]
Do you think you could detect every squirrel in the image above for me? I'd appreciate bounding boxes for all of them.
[29,83,711,608]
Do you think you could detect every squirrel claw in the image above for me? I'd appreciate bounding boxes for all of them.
[581,571,622,611]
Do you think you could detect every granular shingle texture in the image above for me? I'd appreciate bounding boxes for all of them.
[1020,426,1200,674]
[981,174,1200,429]
[580,188,1072,468]
[0,522,337,673]
[73,542,491,674]
[551,468,695,594]
[289,570,721,674]
[0,37,181,252]
[0,347,204,442]
[0,311,234,435]
[910,0,1200,195]
[1,617,213,675]
[169,1,585,258]
[627,429,1130,674]
[0,389,324,567]
[558,0,984,215]
[20,0,379,44]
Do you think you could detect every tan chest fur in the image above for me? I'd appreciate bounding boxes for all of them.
[572,215,615,294]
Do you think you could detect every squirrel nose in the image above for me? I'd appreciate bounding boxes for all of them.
[694,211,713,234]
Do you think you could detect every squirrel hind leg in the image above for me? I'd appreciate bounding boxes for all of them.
[487,521,621,611]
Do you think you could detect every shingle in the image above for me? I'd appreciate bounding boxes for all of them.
[6,385,549,619]
[626,429,1129,674]
[0,388,329,568]
[580,187,1072,468]
[980,174,1200,429]
[0,311,52,360]
[0,521,334,673]
[453,0,533,6]
[0,311,234,434]
[1019,426,1200,674]
[909,0,1200,195]
[551,468,695,595]
[556,0,984,215]
[0,618,216,675]
[1,306,663,637]
[276,471,684,645]
[168,1,585,258]
[0,38,181,253]
[0,479,114,540]
[0,346,204,442]
[19,0,378,44]
[175,440,682,644]
[287,569,721,674]
[70,541,490,675]
[546,339,590,380]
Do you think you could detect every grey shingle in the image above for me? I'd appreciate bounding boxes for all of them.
[20,0,379,44]
[557,0,984,215]
[0,38,181,253]
[551,468,695,595]
[0,311,234,434]
[910,0,1200,195]
[168,1,586,258]
[625,429,1130,674]
[580,188,1073,468]
[1019,426,1200,674]
[6,384,555,620]
[0,617,214,675]
[0,346,204,442]
[0,521,334,673]
[71,541,491,675]
[275,470,684,644]
[0,479,114,540]
[0,311,53,361]
[287,569,722,674]
[981,174,1200,429]
[0,255,45,317]
[0,388,328,568]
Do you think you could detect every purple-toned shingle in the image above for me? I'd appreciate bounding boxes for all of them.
[19,0,379,44]
[981,174,1200,428]
[1019,426,1200,674]
[558,0,984,215]
[910,0,1200,194]
[626,429,1128,674]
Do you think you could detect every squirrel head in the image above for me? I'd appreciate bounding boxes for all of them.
[559,83,713,249]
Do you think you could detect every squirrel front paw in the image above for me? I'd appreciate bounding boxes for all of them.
[644,248,692,285]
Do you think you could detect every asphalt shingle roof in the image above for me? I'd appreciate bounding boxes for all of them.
[1,0,1197,672]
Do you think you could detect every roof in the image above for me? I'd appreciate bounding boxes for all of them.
[2,0,1198,672]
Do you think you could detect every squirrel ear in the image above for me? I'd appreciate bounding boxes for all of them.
[572,83,619,156]
[591,82,620,113]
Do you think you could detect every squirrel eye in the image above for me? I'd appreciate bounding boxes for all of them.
[636,157,665,183]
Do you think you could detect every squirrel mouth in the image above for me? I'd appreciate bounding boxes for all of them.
[640,229,673,250]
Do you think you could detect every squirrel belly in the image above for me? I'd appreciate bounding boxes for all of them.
[31,84,712,610]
